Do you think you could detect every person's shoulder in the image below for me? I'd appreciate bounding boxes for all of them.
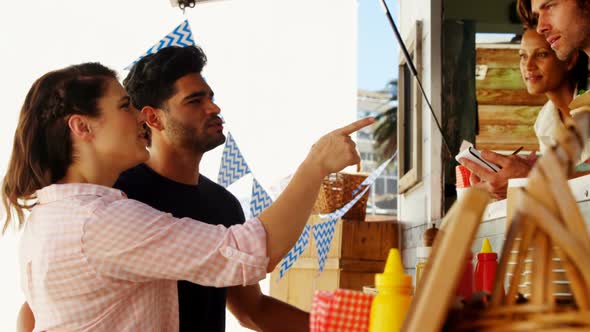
[199,175,243,208]
[199,175,231,194]
[537,99,555,118]
[114,164,152,194]
[534,100,557,134]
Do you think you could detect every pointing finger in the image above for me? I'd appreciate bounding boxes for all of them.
[332,117,376,136]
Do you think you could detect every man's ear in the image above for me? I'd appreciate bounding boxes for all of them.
[68,115,94,141]
[142,106,165,131]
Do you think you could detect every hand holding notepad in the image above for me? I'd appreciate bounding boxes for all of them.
[456,143,534,199]
[455,147,501,173]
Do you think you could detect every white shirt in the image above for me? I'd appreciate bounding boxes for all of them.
[534,99,590,165]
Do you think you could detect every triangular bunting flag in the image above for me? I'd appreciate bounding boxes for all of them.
[278,224,311,279]
[313,217,339,273]
[218,132,251,187]
[250,179,273,218]
[125,20,196,70]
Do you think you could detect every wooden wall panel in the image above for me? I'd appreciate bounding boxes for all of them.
[476,48,520,68]
[476,68,527,90]
[475,46,546,151]
[477,89,547,106]
[478,105,542,126]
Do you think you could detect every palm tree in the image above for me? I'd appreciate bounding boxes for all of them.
[373,79,398,163]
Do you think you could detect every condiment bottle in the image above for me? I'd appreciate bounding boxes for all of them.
[474,238,498,294]
[415,223,438,287]
[369,249,413,332]
[456,251,474,300]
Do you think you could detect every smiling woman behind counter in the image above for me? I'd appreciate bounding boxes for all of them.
[460,27,589,199]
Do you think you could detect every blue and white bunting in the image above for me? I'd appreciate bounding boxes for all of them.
[312,184,372,272]
[312,154,396,273]
[218,133,251,187]
[352,152,397,196]
[278,224,311,279]
[278,153,398,277]
[250,179,273,218]
[312,217,339,273]
[125,20,196,70]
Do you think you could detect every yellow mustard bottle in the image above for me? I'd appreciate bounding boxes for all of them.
[369,248,413,332]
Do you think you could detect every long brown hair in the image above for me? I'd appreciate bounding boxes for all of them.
[2,63,117,233]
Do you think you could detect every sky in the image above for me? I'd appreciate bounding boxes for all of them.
[358,0,400,91]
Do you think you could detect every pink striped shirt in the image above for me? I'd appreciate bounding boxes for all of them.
[19,183,269,331]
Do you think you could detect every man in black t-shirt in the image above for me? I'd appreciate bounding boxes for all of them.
[115,165,245,331]
[117,46,309,331]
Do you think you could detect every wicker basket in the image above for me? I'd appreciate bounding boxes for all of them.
[312,172,369,221]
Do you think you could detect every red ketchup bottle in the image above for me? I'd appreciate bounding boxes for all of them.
[456,251,474,300]
[474,238,498,294]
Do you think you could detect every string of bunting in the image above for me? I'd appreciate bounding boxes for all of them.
[217,132,273,218]
[279,153,397,278]
[124,20,196,70]
[278,224,312,279]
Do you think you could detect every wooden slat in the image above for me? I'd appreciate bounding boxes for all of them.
[477,89,548,105]
[477,124,539,151]
[478,105,542,126]
[340,259,386,272]
[476,68,527,90]
[339,271,377,291]
[340,220,399,261]
[479,124,536,139]
[476,47,520,68]
[475,141,539,151]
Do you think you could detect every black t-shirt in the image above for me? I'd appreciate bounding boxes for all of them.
[114,163,246,332]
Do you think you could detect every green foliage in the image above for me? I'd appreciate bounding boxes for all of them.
[373,80,398,164]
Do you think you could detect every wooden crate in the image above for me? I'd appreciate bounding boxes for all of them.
[270,215,399,311]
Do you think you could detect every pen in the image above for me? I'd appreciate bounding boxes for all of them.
[511,146,524,155]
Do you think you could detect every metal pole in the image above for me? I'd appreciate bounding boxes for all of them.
[378,0,453,157]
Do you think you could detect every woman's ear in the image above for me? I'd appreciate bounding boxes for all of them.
[142,106,165,131]
[567,51,580,71]
[68,115,94,141]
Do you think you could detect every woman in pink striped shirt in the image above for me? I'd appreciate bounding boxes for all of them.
[2,63,373,331]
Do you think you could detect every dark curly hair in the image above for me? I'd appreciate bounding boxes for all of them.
[123,45,208,110]
[2,63,117,232]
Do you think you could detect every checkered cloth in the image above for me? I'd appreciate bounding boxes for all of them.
[310,289,374,332]
[456,165,471,188]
